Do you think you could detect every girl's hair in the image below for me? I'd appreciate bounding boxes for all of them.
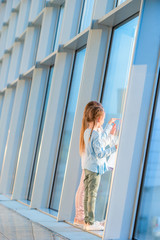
[79,101,104,155]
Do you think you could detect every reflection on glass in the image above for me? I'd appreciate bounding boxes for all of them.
[117,0,127,6]
[134,76,160,240]
[27,66,54,201]
[95,16,138,221]
[50,47,86,211]
[53,4,64,51]
[79,0,94,33]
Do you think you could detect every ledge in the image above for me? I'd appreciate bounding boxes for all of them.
[92,0,141,28]
[19,66,35,80]
[63,28,89,51]
[28,9,44,27]
[2,22,9,27]
[38,51,57,67]
[4,48,12,55]
[15,30,26,42]
[11,7,19,13]
[12,2,20,11]
[0,87,7,94]
[7,79,18,89]
[46,0,65,7]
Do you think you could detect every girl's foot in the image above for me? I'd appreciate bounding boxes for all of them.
[73,219,85,227]
[85,222,104,231]
[95,220,105,226]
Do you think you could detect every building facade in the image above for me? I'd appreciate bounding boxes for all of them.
[0,0,159,239]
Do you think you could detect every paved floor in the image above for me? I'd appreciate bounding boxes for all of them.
[0,195,101,240]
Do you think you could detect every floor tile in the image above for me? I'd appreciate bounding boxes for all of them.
[0,197,101,240]
[0,204,69,240]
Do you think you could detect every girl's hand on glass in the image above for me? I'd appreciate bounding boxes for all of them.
[108,118,118,124]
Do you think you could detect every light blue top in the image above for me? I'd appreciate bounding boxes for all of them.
[82,124,116,175]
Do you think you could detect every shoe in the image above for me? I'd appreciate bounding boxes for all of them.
[73,220,85,227]
[95,220,105,226]
[85,222,104,231]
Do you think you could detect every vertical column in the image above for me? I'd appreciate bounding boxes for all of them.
[0,53,11,89]
[36,7,59,61]
[0,25,8,59]
[15,0,31,38]
[0,80,31,194]
[5,12,18,50]
[103,0,160,239]
[28,0,45,22]
[0,3,6,30]
[0,93,4,118]
[7,42,24,84]
[0,88,15,173]
[3,0,13,24]
[12,68,48,200]
[19,27,40,74]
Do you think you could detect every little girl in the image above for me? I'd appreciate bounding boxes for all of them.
[74,101,101,226]
[81,102,117,231]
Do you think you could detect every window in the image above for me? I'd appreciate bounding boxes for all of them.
[96,16,139,220]
[134,73,160,240]
[79,0,94,33]
[117,0,127,6]
[49,47,86,211]
[27,66,54,201]
[53,4,64,52]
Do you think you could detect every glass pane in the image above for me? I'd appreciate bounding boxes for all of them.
[53,5,64,51]
[79,0,94,33]
[27,66,54,201]
[96,16,139,221]
[134,75,160,240]
[117,0,127,6]
[50,47,86,211]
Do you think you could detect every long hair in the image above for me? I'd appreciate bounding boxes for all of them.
[79,101,104,155]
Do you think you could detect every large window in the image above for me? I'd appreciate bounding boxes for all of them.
[49,47,86,211]
[27,66,54,201]
[117,0,127,6]
[53,4,64,52]
[134,73,160,240]
[96,16,139,220]
[79,0,94,33]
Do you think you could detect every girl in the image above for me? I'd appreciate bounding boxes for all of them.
[74,101,101,226]
[82,102,117,231]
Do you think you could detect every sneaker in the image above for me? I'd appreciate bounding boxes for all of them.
[95,220,105,226]
[85,222,104,231]
[73,220,85,227]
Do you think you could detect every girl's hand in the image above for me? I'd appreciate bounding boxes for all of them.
[108,118,118,124]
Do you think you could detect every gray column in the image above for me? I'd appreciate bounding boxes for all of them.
[0,88,15,173]
[12,68,48,200]
[0,80,31,194]
[0,94,4,119]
